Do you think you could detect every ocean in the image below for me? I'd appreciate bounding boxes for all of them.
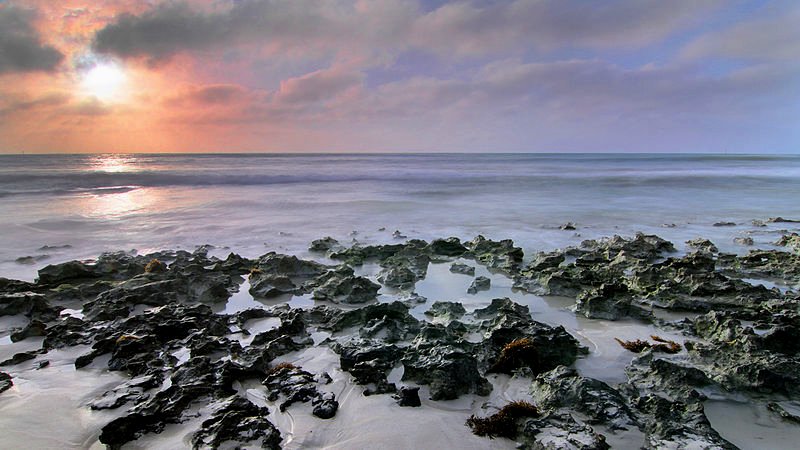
[1,153,799,281]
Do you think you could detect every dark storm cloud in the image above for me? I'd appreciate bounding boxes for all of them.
[91,0,723,61]
[0,6,64,73]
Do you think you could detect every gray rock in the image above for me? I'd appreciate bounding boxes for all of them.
[467,276,491,294]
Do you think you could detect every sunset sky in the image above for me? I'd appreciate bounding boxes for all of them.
[0,0,797,153]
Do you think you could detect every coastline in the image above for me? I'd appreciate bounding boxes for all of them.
[2,229,799,448]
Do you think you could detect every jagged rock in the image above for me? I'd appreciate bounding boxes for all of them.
[10,319,47,342]
[192,396,281,449]
[317,301,420,339]
[394,386,421,407]
[560,222,577,230]
[686,238,718,253]
[0,351,39,366]
[531,366,638,431]
[306,266,380,304]
[425,301,466,321]
[401,324,491,400]
[467,276,491,294]
[0,372,12,394]
[518,411,610,450]
[449,262,475,276]
[466,235,523,273]
[0,292,57,319]
[309,236,343,253]
[89,375,158,410]
[775,233,800,252]
[734,236,754,246]
[574,283,651,321]
[37,260,97,285]
[526,252,566,272]
[429,237,467,256]
[250,274,296,298]
[263,365,338,418]
[332,338,402,394]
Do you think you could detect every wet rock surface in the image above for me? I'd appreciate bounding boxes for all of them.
[1,232,799,448]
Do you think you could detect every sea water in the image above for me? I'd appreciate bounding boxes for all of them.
[1,153,798,281]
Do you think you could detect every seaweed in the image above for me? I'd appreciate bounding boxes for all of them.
[489,337,538,373]
[466,400,539,439]
[267,362,298,375]
[144,258,166,273]
[615,336,682,354]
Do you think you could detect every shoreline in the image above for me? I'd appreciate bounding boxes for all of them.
[1,231,799,448]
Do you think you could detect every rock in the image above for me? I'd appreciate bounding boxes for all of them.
[250,274,296,298]
[143,258,166,273]
[686,238,718,253]
[734,236,754,246]
[449,262,475,276]
[36,260,97,285]
[0,351,38,366]
[425,301,467,321]
[466,235,524,273]
[332,338,402,394]
[401,324,491,400]
[15,255,49,265]
[526,252,565,272]
[429,237,467,256]
[308,266,380,304]
[318,302,420,341]
[531,366,638,431]
[775,232,800,252]
[263,365,338,418]
[768,217,800,223]
[0,372,12,394]
[393,230,407,239]
[518,412,610,450]
[560,222,577,230]
[0,292,57,319]
[574,283,651,321]
[10,319,47,342]
[467,276,491,294]
[394,386,421,407]
[767,401,800,424]
[309,236,343,253]
[192,396,281,449]
[713,222,737,227]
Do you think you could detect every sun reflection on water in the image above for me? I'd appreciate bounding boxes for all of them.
[89,154,137,173]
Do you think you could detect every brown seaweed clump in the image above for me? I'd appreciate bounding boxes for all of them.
[466,401,539,439]
[144,258,166,273]
[615,336,681,354]
[489,338,538,374]
[267,362,298,375]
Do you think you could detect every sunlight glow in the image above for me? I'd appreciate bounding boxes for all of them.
[81,62,127,102]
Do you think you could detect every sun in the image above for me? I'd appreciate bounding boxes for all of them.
[81,62,127,102]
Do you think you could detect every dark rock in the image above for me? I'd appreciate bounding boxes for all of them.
[309,266,380,304]
[429,237,467,256]
[309,236,343,253]
[333,338,402,394]
[10,319,48,341]
[560,222,577,230]
[37,260,97,285]
[449,262,475,276]
[15,255,49,265]
[401,324,491,400]
[769,217,800,223]
[466,235,524,273]
[531,366,638,431]
[249,273,296,298]
[394,386,421,407]
[713,222,737,227]
[686,238,718,253]
[467,276,491,294]
[192,396,281,449]
[575,283,652,321]
[0,351,38,366]
[0,372,11,394]
[263,365,338,418]
[0,292,57,319]
[425,301,466,321]
[518,411,610,450]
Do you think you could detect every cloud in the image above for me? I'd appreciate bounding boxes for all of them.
[91,0,722,62]
[165,84,251,106]
[680,4,800,62]
[0,6,64,73]
[275,68,362,104]
[0,92,70,116]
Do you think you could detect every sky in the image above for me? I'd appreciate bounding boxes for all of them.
[0,0,797,153]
